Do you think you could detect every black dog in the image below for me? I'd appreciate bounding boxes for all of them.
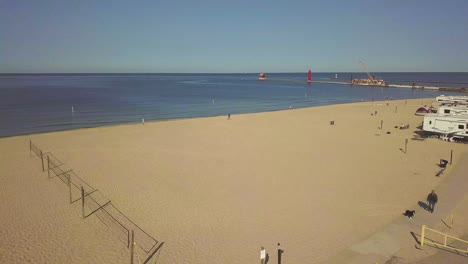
[403,210,416,219]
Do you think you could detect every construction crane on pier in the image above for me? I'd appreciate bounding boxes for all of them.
[352,60,386,86]
[359,60,375,81]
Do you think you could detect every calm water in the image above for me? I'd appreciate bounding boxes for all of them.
[0,72,467,138]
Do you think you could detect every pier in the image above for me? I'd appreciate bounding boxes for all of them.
[270,79,468,93]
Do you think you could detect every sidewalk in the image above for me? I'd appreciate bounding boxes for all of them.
[325,153,468,264]
[413,235,468,264]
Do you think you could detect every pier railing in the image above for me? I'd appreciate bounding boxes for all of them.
[420,225,468,254]
[29,140,163,264]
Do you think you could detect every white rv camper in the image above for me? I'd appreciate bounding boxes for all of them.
[423,114,468,138]
[435,95,468,105]
[436,106,468,115]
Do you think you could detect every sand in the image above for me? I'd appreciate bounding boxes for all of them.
[1,98,467,264]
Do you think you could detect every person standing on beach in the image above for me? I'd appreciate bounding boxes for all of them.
[427,190,438,213]
[277,243,284,264]
[260,246,266,264]
[228,113,231,120]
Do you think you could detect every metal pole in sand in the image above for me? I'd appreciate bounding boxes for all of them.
[40,150,44,171]
[47,155,50,178]
[68,174,72,204]
[81,186,85,218]
[421,225,426,247]
[130,230,135,264]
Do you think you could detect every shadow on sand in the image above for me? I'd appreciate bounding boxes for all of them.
[418,201,429,211]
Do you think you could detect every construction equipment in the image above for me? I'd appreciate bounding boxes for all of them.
[359,60,374,81]
[351,60,386,86]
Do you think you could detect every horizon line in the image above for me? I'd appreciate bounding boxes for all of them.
[1,71,467,75]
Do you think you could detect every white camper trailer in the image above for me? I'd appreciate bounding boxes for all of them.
[436,106,468,115]
[423,114,468,138]
[435,95,468,105]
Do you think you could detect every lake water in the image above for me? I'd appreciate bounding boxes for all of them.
[0,72,466,137]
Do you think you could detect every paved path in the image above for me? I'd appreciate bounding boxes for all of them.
[325,153,468,264]
[413,235,468,264]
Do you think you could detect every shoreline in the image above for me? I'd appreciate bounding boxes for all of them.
[0,97,434,140]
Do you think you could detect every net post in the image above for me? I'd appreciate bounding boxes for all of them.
[127,229,130,248]
[68,174,72,204]
[421,225,426,247]
[41,150,44,171]
[450,150,453,165]
[130,230,135,264]
[47,155,50,178]
[81,186,85,219]
[29,140,32,157]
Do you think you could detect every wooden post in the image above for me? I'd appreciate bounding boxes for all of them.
[130,230,135,264]
[40,150,44,171]
[421,225,426,247]
[450,150,453,165]
[29,140,32,157]
[405,139,408,154]
[81,186,85,219]
[68,174,72,204]
[381,120,383,130]
[47,155,50,178]
[451,214,454,228]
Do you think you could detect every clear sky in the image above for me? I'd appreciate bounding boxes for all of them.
[1,0,467,73]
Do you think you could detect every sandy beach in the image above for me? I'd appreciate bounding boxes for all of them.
[1,98,467,264]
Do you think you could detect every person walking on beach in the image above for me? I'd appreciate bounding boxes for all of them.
[260,246,266,264]
[277,243,284,264]
[427,190,438,213]
[228,113,231,120]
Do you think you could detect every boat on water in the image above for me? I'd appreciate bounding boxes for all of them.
[307,70,312,83]
[258,73,267,81]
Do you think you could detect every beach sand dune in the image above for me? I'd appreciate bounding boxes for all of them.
[1,99,466,264]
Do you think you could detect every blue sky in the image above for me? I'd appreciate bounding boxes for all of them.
[1,0,467,73]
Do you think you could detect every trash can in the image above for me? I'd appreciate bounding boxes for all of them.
[440,159,448,168]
